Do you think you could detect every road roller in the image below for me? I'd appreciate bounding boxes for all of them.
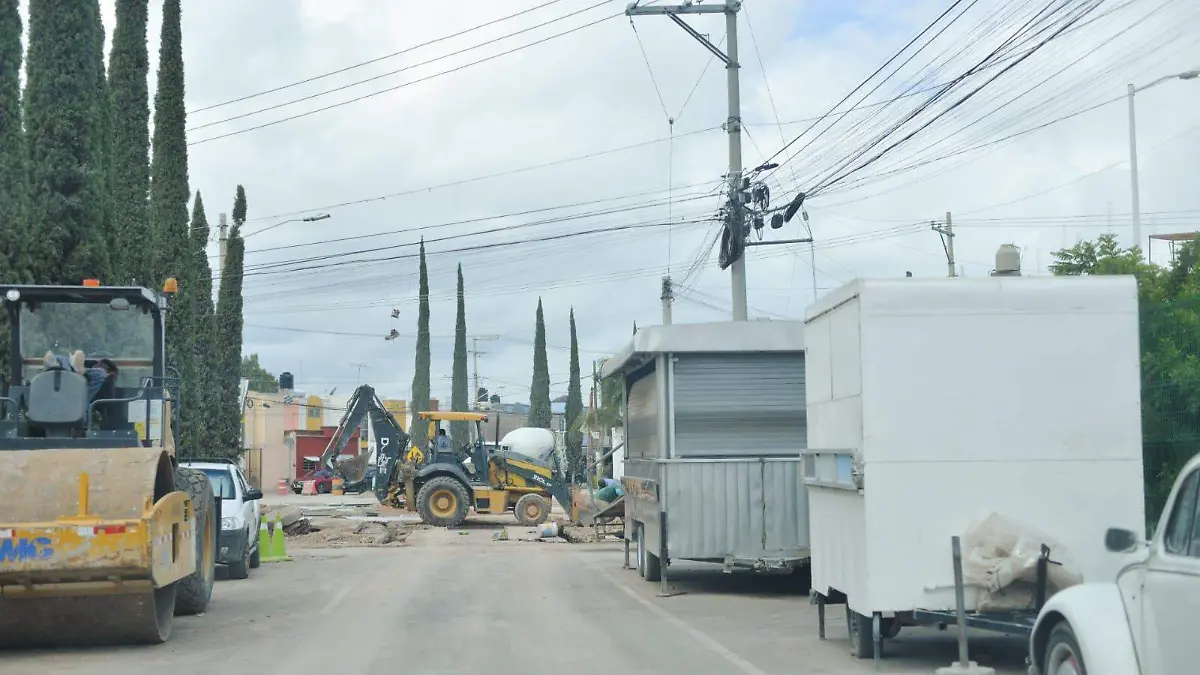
[0,280,219,647]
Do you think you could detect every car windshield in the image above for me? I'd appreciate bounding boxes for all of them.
[20,300,155,387]
[200,469,236,500]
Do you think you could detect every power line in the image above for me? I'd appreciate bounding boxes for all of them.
[188,10,623,146]
[240,127,721,224]
[187,0,572,115]
[188,0,614,132]
[237,183,722,257]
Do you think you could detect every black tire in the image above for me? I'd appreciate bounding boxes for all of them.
[1043,622,1088,675]
[228,530,251,580]
[514,493,550,526]
[249,533,261,569]
[416,476,470,527]
[317,481,331,494]
[174,467,217,616]
[846,606,877,659]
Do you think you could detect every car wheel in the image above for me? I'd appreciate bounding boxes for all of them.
[249,528,261,569]
[1044,622,1087,675]
[317,481,330,494]
[228,531,251,580]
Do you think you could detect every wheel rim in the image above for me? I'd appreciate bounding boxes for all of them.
[429,489,457,518]
[522,500,543,521]
[1047,642,1083,675]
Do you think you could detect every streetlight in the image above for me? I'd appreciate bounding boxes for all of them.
[243,212,332,238]
[1128,69,1199,252]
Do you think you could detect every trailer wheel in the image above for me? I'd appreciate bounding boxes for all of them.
[174,468,217,616]
[1044,622,1087,675]
[846,606,878,659]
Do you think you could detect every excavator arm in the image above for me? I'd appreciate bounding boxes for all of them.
[316,385,410,500]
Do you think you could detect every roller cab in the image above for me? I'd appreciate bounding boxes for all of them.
[0,282,216,647]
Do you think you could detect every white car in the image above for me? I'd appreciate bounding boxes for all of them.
[181,459,264,580]
[1028,452,1200,675]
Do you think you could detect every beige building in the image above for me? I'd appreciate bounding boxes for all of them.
[242,391,288,491]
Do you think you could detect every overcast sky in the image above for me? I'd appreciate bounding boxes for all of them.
[28,0,1200,403]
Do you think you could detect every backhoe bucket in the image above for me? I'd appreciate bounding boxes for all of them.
[0,447,197,647]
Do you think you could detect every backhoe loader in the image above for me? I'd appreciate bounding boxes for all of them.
[0,281,219,647]
[318,386,581,528]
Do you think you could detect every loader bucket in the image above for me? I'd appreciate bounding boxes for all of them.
[0,447,198,647]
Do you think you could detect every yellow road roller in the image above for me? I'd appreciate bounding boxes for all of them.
[0,280,218,647]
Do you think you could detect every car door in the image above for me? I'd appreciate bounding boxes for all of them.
[1140,467,1200,675]
[233,468,258,541]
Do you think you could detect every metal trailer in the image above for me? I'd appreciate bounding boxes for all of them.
[601,321,810,591]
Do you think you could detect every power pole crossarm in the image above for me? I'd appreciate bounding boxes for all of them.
[931,212,956,278]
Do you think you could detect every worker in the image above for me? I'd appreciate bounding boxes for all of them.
[435,427,452,452]
[42,350,117,402]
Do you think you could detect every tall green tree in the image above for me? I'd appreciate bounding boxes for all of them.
[213,186,246,457]
[409,239,431,449]
[178,192,216,458]
[564,308,583,476]
[241,354,278,393]
[0,0,23,360]
[24,0,112,284]
[450,263,470,446]
[150,0,188,304]
[528,298,551,428]
[108,0,151,285]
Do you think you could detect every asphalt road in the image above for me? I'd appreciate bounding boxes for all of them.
[0,521,1029,675]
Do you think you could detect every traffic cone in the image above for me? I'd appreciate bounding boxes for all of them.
[270,512,291,562]
[257,517,272,558]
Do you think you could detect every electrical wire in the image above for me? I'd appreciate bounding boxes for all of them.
[188,10,623,146]
[239,127,721,224]
[188,0,615,133]
[189,0,573,114]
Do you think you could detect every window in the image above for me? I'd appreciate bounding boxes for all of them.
[1162,470,1199,557]
[200,469,237,500]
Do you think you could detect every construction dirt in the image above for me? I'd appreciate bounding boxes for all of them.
[264,504,427,549]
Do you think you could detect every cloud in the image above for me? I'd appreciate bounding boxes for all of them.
[62,0,1200,403]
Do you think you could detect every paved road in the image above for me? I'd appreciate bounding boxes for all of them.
[1,522,1028,675]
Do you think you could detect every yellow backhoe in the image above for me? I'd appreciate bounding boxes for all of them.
[0,280,219,647]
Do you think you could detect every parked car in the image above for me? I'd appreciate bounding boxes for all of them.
[181,459,264,580]
[1028,451,1200,674]
[292,467,336,494]
[341,467,376,495]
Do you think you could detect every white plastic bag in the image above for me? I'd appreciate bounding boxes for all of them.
[960,513,1083,611]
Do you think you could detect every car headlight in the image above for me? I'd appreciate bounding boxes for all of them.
[221,517,239,531]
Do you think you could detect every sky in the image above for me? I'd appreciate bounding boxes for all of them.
[19,0,1200,404]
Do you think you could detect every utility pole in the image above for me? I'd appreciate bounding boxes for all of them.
[628,0,748,321]
[218,213,228,279]
[932,212,957,278]
[660,276,673,325]
[469,335,499,410]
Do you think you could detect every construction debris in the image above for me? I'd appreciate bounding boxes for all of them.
[283,515,423,549]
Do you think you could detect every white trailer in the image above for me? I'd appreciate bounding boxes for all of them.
[802,276,1146,662]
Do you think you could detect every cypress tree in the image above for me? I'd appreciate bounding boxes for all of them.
[565,308,583,477]
[89,1,113,282]
[24,0,112,284]
[450,263,469,446]
[0,0,23,361]
[213,186,246,457]
[108,0,151,285]
[151,0,189,362]
[409,239,431,450]
[528,298,551,429]
[179,193,216,459]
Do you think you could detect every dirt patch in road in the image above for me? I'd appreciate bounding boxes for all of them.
[285,516,427,549]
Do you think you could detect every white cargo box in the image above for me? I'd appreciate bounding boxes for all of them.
[802,276,1146,615]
